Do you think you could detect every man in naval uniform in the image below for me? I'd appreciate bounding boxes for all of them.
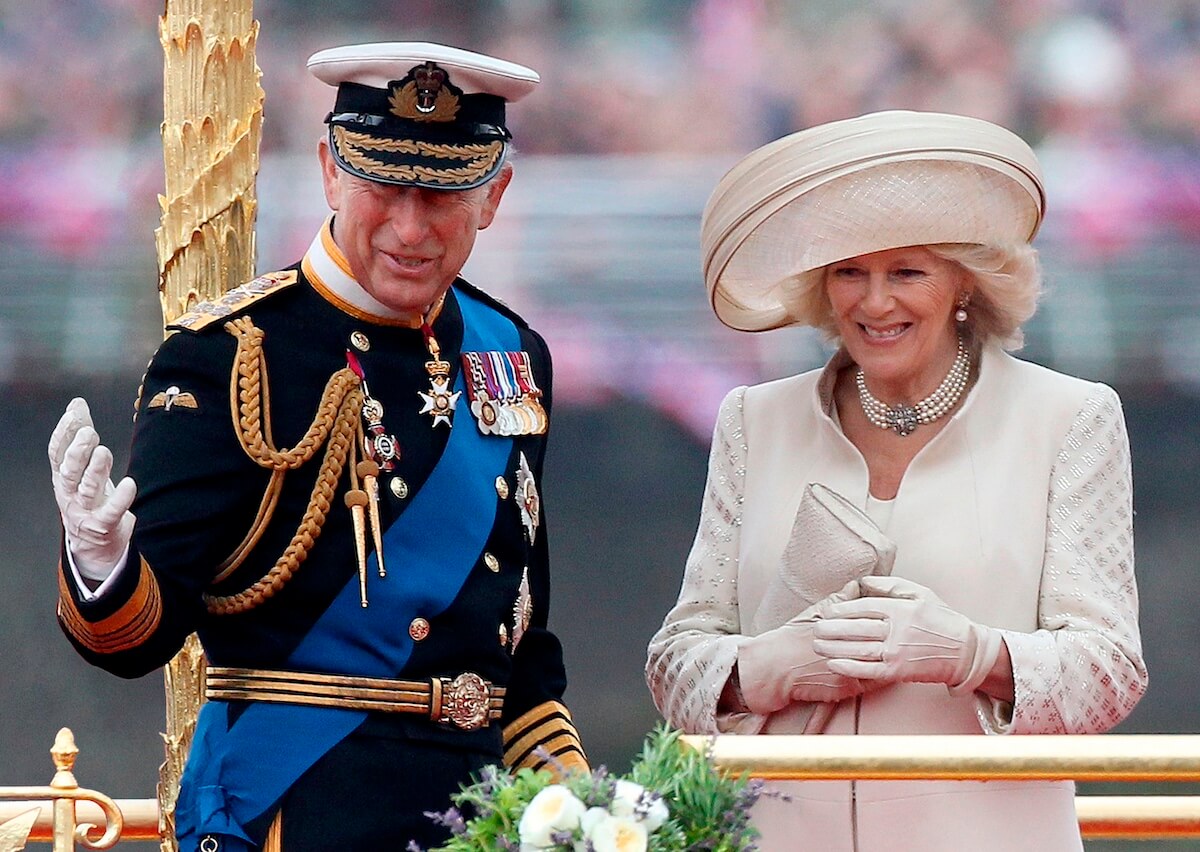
[47,42,587,851]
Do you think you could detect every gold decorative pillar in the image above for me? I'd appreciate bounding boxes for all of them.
[156,1,263,849]
[157,0,262,322]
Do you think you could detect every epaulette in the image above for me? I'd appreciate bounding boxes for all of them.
[168,270,300,332]
[455,278,530,329]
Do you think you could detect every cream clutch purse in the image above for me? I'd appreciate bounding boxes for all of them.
[750,482,897,634]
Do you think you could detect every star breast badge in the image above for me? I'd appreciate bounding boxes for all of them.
[516,451,540,545]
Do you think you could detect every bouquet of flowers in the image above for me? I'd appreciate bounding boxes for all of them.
[419,725,762,852]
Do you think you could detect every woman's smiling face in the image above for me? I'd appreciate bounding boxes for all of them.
[824,245,967,400]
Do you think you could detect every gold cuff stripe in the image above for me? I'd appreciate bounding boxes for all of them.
[552,749,590,773]
[506,724,585,770]
[525,741,589,777]
[511,739,589,776]
[516,732,581,766]
[502,699,574,748]
[57,557,163,654]
[502,700,585,769]
[501,705,571,748]
[504,716,573,764]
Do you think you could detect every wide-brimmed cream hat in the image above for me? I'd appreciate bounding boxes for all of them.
[701,110,1045,331]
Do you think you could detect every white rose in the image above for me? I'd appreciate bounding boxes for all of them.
[518,784,586,848]
[609,780,668,832]
[581,806,610,835]
[610,780,646,819]
[586,813,648,852]
[573,815,607,852]
[640,794,669,833]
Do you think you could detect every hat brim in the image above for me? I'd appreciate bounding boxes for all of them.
[701,111,1045,332]
[329,125,507,190]
[308,42,539,102]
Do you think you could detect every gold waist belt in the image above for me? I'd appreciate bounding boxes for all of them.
[205,666,505,731]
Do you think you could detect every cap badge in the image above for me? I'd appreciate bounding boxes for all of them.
[389,62,460,123]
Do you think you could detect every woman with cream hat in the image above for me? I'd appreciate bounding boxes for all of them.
[646,111,1147,851]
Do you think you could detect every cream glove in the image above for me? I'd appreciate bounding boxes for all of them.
[812,575,1002,696]
[48,398,137,582]
[751,482,896,634]
[736,580,869,715]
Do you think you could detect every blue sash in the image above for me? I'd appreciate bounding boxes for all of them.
[175,287,519,849]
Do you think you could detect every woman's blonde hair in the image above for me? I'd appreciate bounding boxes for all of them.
[778,242,1042,350]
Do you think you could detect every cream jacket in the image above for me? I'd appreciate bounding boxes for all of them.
[646,344,1147,852]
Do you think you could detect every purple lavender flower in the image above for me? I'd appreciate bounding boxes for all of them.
[423,806,467,835]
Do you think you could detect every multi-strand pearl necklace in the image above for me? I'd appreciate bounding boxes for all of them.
[856,336,971,437]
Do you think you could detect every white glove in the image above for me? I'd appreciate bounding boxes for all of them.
[736,580,871,715]
[48,398,137,583]
[812,575,1002,695]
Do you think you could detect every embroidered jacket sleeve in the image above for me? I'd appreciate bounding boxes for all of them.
[645,387,755,734]
[499,329,587,776]
[57,328,269,676]
[979,385,1148,734]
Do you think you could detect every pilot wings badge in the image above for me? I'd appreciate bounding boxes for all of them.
[147,385,198,412]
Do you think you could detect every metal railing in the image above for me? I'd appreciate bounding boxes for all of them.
[7,730,1200,846]
[0,729,154,849]
[682,733,1200,840]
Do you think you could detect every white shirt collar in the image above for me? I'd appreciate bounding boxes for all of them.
[301,217,425,326]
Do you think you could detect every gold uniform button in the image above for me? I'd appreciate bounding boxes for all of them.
[350,331,371,352]
[495,476,510,500]
[484,552,500,573]
[408,617,430,642]
[390,477,409,499]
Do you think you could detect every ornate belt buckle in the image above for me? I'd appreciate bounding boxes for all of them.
[438,672,491,730]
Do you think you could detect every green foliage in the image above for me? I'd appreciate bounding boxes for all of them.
[626,726,761,852]
[424,724,762,852]
[428,766,553,850]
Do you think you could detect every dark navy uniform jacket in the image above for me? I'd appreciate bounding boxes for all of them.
[57,247,586,850]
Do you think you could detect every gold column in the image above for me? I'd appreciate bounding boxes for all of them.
[157,0,262,322]
[156,2,263,849]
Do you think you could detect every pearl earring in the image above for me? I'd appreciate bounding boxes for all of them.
[955,294,970,323]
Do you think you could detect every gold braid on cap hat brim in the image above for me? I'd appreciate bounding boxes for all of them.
[333,126,504,187]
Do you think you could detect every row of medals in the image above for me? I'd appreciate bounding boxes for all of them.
[346,331,535,654]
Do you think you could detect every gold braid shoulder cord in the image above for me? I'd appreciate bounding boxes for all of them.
[204,316,363,615]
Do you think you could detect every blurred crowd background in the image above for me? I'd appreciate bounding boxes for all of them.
[2,2,1199,849]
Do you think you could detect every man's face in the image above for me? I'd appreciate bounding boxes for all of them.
[319,142,511,316]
